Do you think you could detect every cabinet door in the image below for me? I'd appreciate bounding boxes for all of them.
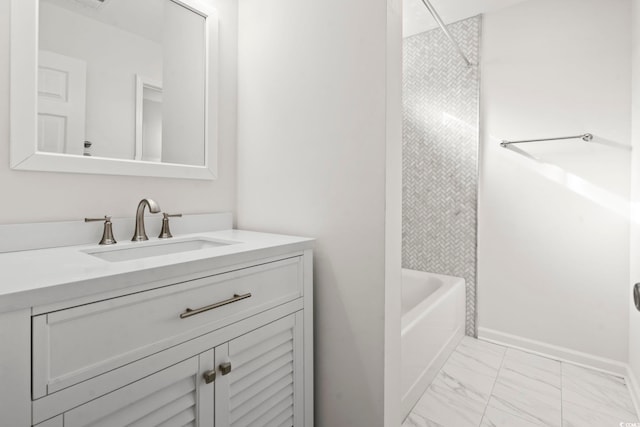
[215,313,304,427]
[62,350,214,427]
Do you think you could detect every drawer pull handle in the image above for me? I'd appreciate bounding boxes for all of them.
[179,293,252,319]
[203,369,216,384]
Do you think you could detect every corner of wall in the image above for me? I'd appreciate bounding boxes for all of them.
[384,0,403,425]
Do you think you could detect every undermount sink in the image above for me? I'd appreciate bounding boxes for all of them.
[84,238,236,262]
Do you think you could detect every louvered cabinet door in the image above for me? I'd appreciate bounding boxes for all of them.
[215,313,304,427]
[61,350,215,427]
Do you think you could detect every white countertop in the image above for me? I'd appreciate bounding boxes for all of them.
[0,229,314,314]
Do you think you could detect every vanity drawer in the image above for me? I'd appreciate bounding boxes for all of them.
[32,256,303,398]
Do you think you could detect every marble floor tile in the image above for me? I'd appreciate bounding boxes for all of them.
[440,342,504,389]
[411,337,505,426]
[481,405,544,427]
[562,400,639,427]
[501,348,561,389]
[456,336,506,372]
[412,373,491,427]
[407,339,639,427]
[402,412,444,427]
[562,363,636,420]
[489,356,562,426]
[562,363,626,389]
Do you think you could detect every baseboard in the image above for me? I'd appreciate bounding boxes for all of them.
[478,327,628,377]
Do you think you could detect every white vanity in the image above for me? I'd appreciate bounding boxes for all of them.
[0,214,314,427]
[3,0,316,423]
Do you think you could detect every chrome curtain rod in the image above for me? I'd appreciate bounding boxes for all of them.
[419,0,474,67]
[500,133,593,148]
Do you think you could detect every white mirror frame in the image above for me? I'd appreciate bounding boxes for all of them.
[10,0,219,180]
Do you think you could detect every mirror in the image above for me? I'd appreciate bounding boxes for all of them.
[10,0,218,180]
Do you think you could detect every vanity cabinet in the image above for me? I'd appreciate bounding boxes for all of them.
[39,352,214,427]
[34,313,302,427]
[215,313,302,426]
[0,242,313,427]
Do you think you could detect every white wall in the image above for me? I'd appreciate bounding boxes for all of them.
[236,0,402,425]
[0,0,237,224]
[478,0,632,366]
[402,0,527,38]
[386,1,404,424]
[628,0,640,401]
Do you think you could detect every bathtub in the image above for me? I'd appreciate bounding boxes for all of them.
[401,269,466,419]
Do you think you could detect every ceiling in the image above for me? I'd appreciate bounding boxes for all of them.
[403,0,528,38]
[44,0,527,44]
[41,0,166,43]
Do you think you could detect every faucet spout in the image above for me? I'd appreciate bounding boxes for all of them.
[132,198,161,241]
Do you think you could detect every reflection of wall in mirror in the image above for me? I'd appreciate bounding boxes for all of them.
[39,1,162,161]
[161,0,206,167]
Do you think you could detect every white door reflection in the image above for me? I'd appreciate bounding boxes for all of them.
[38,0,206,166]
[37,50,86,155]
[135,76,163,163]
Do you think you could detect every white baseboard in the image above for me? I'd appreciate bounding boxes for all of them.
[478,327,628,377]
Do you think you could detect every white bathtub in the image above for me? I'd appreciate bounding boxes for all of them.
[401,269,466,419]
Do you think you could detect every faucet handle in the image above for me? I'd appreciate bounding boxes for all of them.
[85,215,112,222]
[85,216,117,245]
[159,213,182,239]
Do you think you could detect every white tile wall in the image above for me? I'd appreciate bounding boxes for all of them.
[402,16,481,335]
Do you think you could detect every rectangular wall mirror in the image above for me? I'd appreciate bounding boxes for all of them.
[11,0,218,180]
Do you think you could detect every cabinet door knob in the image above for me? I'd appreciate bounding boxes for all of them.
[219,362,232,375]
[203,369,216,384]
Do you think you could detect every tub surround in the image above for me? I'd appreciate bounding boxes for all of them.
[0,215,314,426]
[402,16,481,336]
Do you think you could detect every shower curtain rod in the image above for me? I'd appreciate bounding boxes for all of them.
[419,0,474,67]
[500,133,594,148]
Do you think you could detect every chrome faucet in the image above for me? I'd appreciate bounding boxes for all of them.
[132,199,161,241]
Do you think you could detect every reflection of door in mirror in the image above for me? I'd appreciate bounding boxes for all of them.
[37,50,87,155]
[38,0,207,166]
[135,75,163,163]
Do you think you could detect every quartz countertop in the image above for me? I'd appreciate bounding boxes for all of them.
[0,229,314,313]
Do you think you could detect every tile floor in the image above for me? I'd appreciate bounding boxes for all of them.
[403,337,639,427]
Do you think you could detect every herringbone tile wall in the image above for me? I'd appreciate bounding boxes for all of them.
[402,16,481,336]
